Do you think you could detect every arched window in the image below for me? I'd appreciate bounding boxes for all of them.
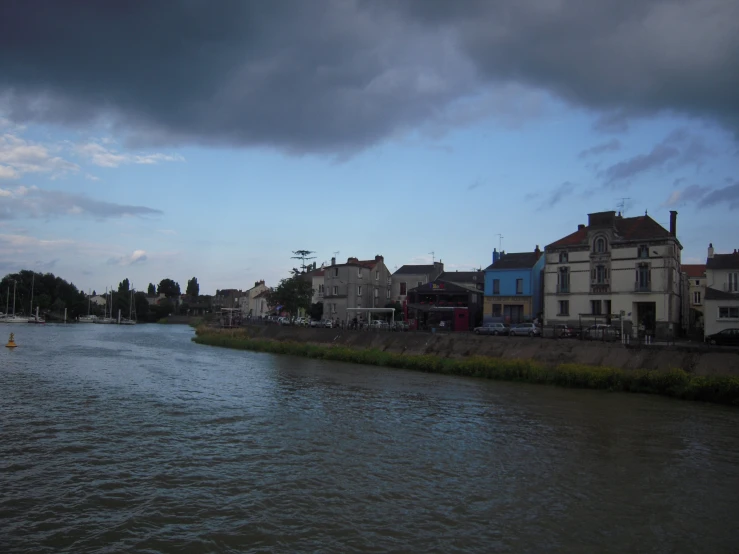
[594,237,607,253]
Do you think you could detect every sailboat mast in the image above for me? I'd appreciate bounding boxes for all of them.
[30,274,34,318]
[12,280,16,316]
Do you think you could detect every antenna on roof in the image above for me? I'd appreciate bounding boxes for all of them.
[496,234,504,250]
[616,197,631,216]
[428,251,435,263]
[333,251,340,259]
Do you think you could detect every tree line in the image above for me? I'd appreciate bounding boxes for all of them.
[0,271,201,322]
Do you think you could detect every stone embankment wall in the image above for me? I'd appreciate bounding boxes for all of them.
[230,325,739,376]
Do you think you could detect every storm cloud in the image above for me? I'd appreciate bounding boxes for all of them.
[0,0,737,154]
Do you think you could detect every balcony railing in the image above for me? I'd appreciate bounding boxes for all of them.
[590,283,610,294]
[634,282,651,292]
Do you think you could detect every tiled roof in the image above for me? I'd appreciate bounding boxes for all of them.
[682,264,706,278]
[707,253,739,270]
[705,287,739,301]
[438,271,484,283]
[393,264,437,275]
[547,215,672,249]
[484,252,540,271]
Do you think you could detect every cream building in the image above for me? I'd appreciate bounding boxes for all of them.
[544,210,683,339]
[240,280,268,316]
[682,264,706,331]
[704,245,739,337]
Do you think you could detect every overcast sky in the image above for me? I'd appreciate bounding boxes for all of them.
[1,0,737,293]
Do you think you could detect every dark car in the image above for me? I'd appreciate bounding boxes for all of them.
[474,323,509,336]
[705,328,739,346]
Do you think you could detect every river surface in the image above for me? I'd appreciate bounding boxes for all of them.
[1,324,738,553]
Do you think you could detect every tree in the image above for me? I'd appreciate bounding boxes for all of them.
[265,276,313,317]
[118,278,130,294]
[147,283,156,296]
[309,302,323,321]
[0,270,86,318]
[291,250,316,273]
[134,292,150,321]
[385,301,403,321]
[157,278,181,298]
[186,277,199,297]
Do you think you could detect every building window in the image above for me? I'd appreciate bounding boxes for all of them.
[492,304,502,317]
[375,271,379,280]
[559,251,568,263]
[332,303,337,314]
[558,267,570,293]
[729,272,739,292]
[695,280,700,286]
[636,263,651,291]
[374,288,378,298]
[472,275,477,281]
[400,282,407,295]
[638,245,649,258]
[493,279,500,294]
[718,307,739,318]
[558,300,569,316]
[594,237,607,253]
[693,291,701,305]
[593,265,608,284]
[386,288,390,299]
[591,300,602,315]
[516,279,523,294]
[357,286,362,296]
[332,286,338,295]
[604,300,611,316]
[358,267,363,278]
[334,267,338,277]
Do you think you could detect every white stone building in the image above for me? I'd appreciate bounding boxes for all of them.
[703,244,739,337]
[240,280,268,316]
[544,210,684,339]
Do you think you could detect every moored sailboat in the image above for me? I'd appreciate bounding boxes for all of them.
[27,274,46,324]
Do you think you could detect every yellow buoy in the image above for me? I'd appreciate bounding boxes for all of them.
[5,332,17,348]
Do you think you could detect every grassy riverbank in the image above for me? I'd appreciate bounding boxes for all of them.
[193,328,739,406]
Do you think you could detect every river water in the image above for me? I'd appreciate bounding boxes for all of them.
[1,324,738,553]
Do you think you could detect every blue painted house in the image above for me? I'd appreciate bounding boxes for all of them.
[484,246,545,324]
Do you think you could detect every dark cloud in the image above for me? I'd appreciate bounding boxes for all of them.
[578,139,621,159]
[0,0,737,154]
[0,186,162,220]
[698,183,739,210]
[602,128,710,185]
[536,181,577,211]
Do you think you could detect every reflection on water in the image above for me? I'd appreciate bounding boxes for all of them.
[1,324,738,553]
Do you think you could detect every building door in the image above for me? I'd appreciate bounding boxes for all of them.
[504,305,524,324]
[635,302,656,337]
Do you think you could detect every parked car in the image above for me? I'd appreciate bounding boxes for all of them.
[509,323,541,337]
[309,319,321,328]
[322,319,333,328]
[392,321,409,332]
[277,317,290,325]
[583,324,620,341]
[705,328,739,346]
[370,320,389,329]
[474,323,509,336]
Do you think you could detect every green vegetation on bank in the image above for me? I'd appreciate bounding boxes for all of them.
[193,328,739,406]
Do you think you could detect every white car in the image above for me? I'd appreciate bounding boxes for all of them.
[309,319,321,328]
[509,323,541,337]
[322,320,333,328]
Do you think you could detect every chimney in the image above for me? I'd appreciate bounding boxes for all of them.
[375,255,384,263]
[493,248,500,264]
[708,243,714,259]
[534,245,541,259]
[331,257,336,266]
[669,210,677,237]
[578,224,585,231]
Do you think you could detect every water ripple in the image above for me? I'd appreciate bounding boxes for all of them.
[1,324,739,553]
